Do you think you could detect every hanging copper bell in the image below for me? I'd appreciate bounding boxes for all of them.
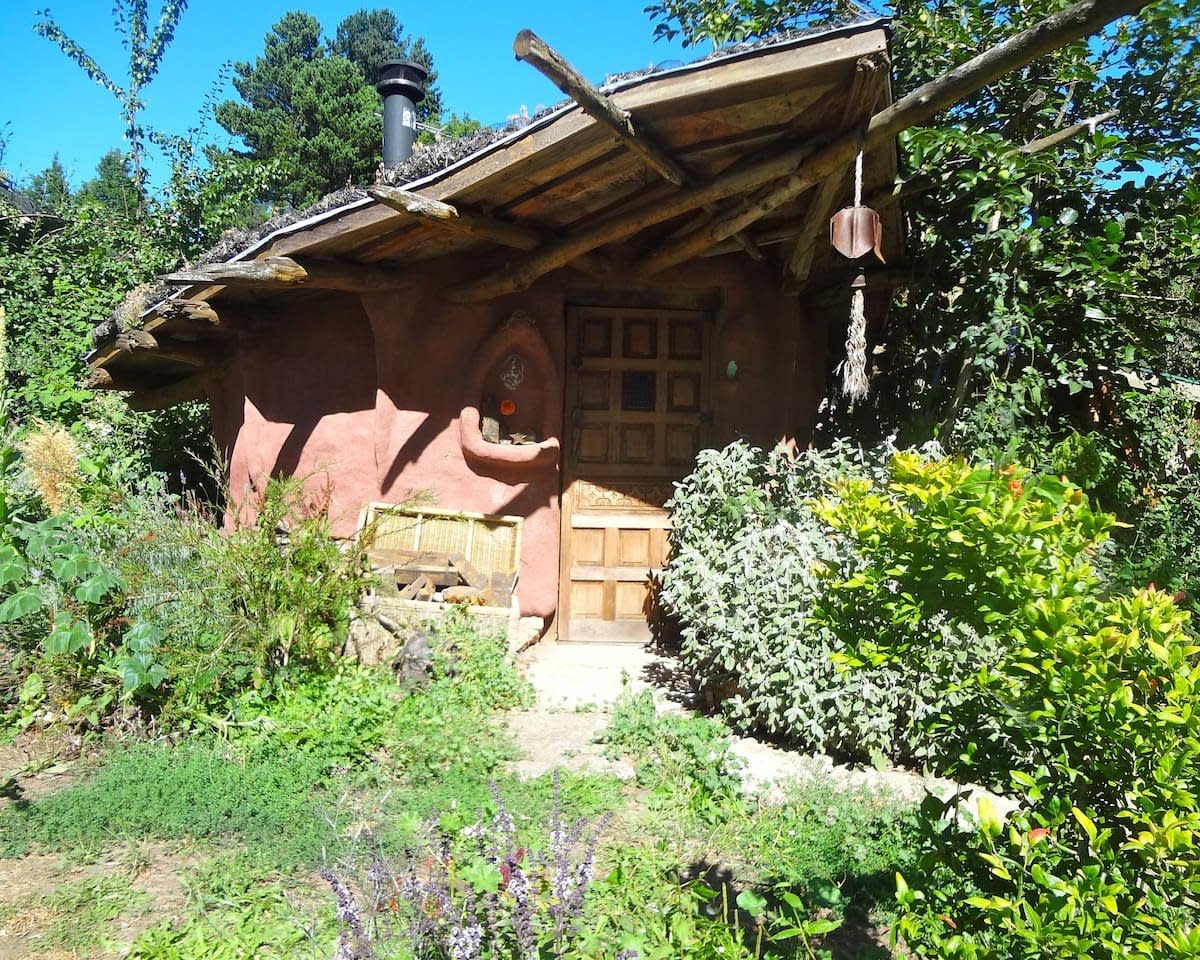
[830,206,886,263]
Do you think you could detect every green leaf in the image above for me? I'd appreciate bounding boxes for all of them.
[0,587,44,622]
[46,615,93,656]
[735,889,769,917]
[460,860,503,895]
[1072,807,1098,844]
[75,571,120,604]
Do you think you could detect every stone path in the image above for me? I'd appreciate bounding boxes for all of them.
[508,641,1016,814]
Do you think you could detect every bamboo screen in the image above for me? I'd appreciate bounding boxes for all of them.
[361,504,522,578]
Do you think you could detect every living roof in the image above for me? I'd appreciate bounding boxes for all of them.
[89,17,902,406]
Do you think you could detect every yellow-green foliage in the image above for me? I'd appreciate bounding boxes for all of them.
[896,586,1200,959]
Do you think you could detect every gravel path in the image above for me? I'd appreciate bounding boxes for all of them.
[509,641,1016,815]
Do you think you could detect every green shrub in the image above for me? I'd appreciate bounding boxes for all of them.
[662,441,902,760]
[664,442,1120,770]
[895,586,1200,958]
[118,476,372,721]
[817,450,1114,778]
[0,512,167,728]
[227,618,531,782]
[130,857,335,960]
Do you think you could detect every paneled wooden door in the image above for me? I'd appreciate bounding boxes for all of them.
[560,305,711,643]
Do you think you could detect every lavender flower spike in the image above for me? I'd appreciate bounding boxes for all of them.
[320,868,376,960]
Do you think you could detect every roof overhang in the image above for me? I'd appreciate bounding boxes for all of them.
[90,17,903,405]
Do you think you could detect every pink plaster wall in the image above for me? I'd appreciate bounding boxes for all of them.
[208,254,827,623]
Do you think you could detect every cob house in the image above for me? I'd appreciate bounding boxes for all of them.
[85,2,1131,645]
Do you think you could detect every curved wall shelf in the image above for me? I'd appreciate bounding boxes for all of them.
[460,312,560,477]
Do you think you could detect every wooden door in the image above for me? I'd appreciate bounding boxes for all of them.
[560,305,710,642]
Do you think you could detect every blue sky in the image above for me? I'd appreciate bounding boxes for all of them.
[0,0,695,192]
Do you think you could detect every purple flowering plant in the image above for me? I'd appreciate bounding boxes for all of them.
[321,774,613,960]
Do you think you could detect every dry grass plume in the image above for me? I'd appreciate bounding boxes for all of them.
[20,421,82,515]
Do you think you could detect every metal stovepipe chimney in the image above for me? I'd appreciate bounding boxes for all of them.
[377,59,428,167]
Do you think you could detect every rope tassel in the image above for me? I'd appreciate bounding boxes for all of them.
[843,282,868,399]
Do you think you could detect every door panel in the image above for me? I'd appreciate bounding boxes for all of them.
[560,306,709,643]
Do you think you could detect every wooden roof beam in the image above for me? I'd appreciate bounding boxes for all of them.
[365,184,612,277]
[454,0,1140,302]
[701,110,1116,259]
[367,185,545,250]
[514,29,764,262]
[87,367,157,391]
[449,140,818,302]
[634,0,1146,279]
[782,55,886,293]
[125,364,230,411]
[114,328,219,368]
[515,29,690,187]
[162,256,412,291]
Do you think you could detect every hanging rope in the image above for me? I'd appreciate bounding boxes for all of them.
[841,146,869,400]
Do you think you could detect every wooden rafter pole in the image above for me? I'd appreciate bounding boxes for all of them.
[162,256,412,291]
[365,184,611,275]
[87,367,155,391]
[367,185,545,250]
[449,141,817,302]
[125,363,230,411]
[782,54,886,292]
[455,0,1141,302]
[635,0,1146,278]
[513,28,764,262]
[514,29,689,187]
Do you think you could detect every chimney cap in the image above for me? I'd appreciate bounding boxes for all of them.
[376,59,428,102]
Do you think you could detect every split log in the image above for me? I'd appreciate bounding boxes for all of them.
[114,328,217,367]
[783,54,886,292]
[635,0,1146,278]
[514,29,763,261]
[448,553,489,591]
[162,256,412,291]
[449,140,817,302]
